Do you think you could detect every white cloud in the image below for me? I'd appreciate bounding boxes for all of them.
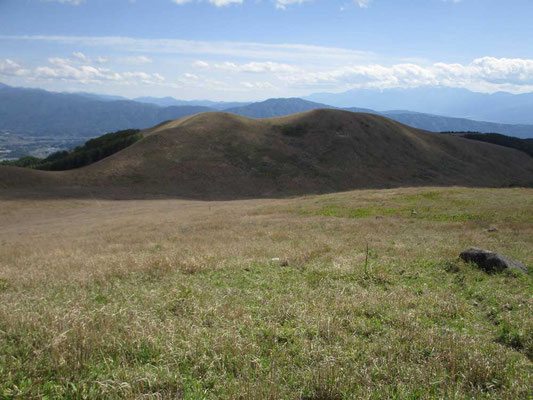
[274,0,309,10]
[209,0,242,5]
[434,57,533,85]
[182,73,199,80]
[173,0,307,8]
[176,73,230,91]
[34,64,123,83]
[0,57,164,86]
[3,36,533,95]
[41,0,84,4]
[193,60,210,68]
[121,55,153,64]
[0,59,29,77]
[0,35,372,64]
[352,0,459,8]
[73,51,87,61]
[47,57,72,66]
[241,81,276,89]
[46,53,108,66]
[215,61,301,74]
[172,0,243,6]
[276,57,533,91]
[94,56,109,64]
[354,0,372,7]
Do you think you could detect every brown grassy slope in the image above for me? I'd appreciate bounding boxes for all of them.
[0,188,531,398]
[1,109,532,199]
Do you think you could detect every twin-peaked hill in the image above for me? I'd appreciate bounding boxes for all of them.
[1,110,532,199]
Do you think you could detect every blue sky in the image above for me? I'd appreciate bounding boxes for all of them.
[1,0,532,100]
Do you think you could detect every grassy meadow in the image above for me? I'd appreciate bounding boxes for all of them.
[0,187,531,399]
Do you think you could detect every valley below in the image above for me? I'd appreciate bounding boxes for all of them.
[0,132,83,161]
[0,187,531,399]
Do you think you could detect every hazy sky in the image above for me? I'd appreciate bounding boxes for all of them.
[1,0,532,100]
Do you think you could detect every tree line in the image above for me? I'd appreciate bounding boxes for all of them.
[1,129,142,170]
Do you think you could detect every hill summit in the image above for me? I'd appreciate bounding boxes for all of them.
[1,109,532,199]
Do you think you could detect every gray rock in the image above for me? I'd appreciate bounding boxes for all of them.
[460,248,528,273]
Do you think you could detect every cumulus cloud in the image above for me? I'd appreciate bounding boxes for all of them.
[3,35,533,94]
[0,59,29,77]
[215,61,301,74]
[275,57,533,90]
[46,53,108,66]
[435,57,533,85]
[0,57,164,86]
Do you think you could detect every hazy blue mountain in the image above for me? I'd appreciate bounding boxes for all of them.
[377,111,533,139]
[0,83,531,139]
[0,84,213,137]
[135,96,250,110]
[227,99,532,138]
[224,98,338,118]
[72,92,129,102]
[306,87,533,125]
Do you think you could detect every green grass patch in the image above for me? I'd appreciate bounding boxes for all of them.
[300,204,401,219]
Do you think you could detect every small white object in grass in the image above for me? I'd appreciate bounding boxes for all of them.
[272,258,281,262]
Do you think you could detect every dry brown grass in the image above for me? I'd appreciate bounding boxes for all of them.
[0,187,531,399]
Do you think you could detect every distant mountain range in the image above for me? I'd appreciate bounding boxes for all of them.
[306,87,533,125]
[0,84,211,137]
[227,98,533,139]
[0,83,532,139]
[134,96,250,110]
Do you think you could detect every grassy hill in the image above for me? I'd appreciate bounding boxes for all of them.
[1,109,532,199]
[0,187,531,398]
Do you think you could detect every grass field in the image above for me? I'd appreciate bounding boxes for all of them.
[0,187,531,399]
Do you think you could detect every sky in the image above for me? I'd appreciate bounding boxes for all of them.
[0,0,533,101]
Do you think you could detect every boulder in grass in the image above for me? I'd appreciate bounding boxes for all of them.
[460,248,528,273]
